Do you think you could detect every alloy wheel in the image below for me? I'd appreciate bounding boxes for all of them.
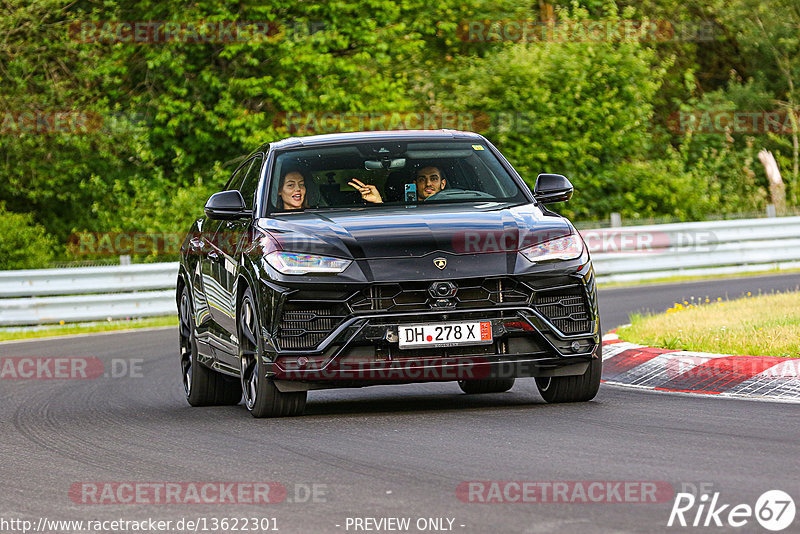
[179,291,193,397]
[239,296,260,410]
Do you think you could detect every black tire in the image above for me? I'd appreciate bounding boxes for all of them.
[238,287,307,418]
[179,286,242,407]
[458,378,515,394]
[535,356,601,403]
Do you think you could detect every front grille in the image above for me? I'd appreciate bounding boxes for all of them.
[275,278,592,351]
[277,303,347,350]
[533,284,592,334]
[348,277,530,313]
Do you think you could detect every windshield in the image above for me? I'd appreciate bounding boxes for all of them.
[267,140,528,212]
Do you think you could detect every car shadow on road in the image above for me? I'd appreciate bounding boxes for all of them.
[297,382,600,418]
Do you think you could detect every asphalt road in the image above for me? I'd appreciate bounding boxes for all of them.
[1,273,798,534]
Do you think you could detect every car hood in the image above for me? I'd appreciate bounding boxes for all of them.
[257,203,572,260]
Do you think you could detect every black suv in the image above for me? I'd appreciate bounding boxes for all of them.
[177,130,600,417]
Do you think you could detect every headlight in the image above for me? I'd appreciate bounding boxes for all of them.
[521,234,584,263]
[265,251,352,275]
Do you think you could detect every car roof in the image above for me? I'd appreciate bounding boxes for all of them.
[268,129,486,151]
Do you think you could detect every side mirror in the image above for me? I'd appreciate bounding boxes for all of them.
[204,190,249,220]
[533,173,573,204]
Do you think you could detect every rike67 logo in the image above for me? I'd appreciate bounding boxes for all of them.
[668,489,796,531]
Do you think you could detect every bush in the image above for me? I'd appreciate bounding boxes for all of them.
[600,157,717,221]
[0,203,56,269]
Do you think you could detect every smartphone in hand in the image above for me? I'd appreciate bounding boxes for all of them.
[404,183,417,203]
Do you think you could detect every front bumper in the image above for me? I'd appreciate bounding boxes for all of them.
[261,304,600,387]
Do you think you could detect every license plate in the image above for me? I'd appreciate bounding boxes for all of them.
[398,321,492,349]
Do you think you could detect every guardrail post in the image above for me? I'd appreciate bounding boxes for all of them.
[766,204,777,218]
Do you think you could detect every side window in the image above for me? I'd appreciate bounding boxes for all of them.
[225,159,253,193]
[239,155,263,210]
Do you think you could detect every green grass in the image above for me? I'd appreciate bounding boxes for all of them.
[618,292,800,357]
[0,315,177,341]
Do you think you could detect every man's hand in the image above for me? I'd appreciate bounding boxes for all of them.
[348,178,383,204]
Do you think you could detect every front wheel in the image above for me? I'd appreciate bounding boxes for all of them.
[179,286,241,406]
[535,357,601,403]
[238,287,307,418]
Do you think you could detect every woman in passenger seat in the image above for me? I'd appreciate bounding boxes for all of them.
[276,169,309,210]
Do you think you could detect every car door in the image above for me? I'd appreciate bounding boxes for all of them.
[207,155,263,353]
[200,158,253,348]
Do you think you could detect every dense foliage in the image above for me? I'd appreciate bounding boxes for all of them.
[0,203,55,269]
[1,0,798,265]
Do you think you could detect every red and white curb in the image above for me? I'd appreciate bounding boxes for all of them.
[601,333,800,402]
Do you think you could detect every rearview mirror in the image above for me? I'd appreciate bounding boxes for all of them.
[533,174,573,204]
[204,190,249,220]
[365,158,406,170]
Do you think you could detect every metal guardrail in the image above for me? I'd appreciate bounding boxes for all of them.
[0,263,178,297]
[1,216,799,325]
[581,216,800,283]
[0,264,178,326]
[0,291,176,325]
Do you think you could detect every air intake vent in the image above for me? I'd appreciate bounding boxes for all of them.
[534,285,592,334]
[278,304,346,350]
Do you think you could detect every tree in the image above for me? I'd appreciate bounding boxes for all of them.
[715,0,800,202]
[441,4,669,219]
